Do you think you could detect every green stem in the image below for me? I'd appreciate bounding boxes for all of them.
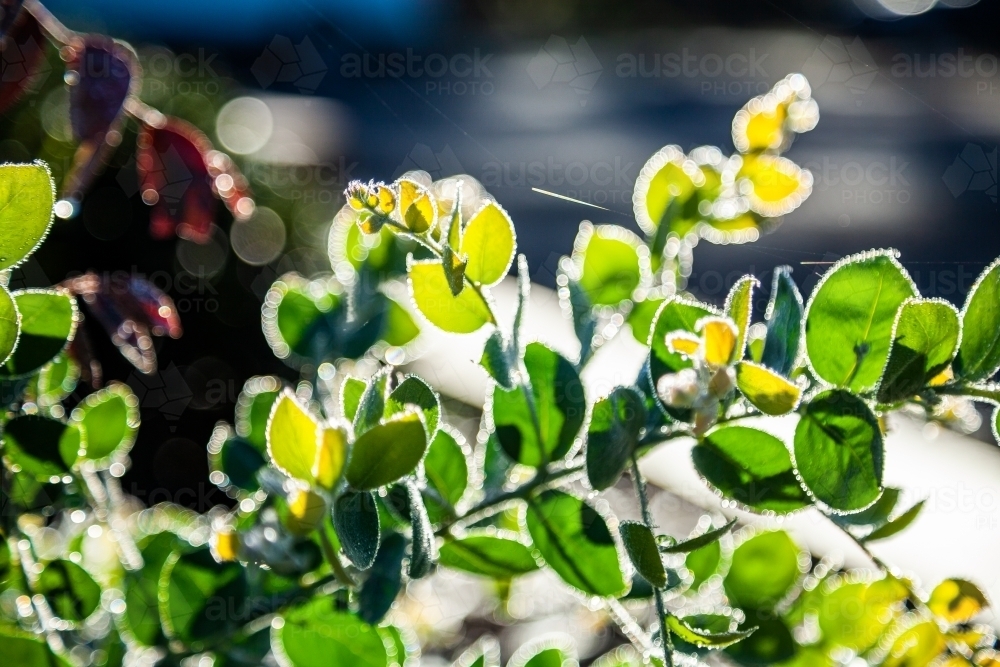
[436,463,584,536]
[630,455,674,667]
[319,520,357,587]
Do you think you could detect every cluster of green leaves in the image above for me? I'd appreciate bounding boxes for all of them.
[0,163,158,666]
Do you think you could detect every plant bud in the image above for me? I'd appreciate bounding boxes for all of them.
[211,528,240,562]
[657,368,701,409]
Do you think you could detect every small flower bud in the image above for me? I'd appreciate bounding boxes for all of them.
[657,368,701,409]
[211,528,240,562]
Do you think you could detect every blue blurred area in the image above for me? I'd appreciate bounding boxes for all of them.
[42,0,441,44]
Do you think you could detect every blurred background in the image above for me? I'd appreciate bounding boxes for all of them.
[1,0,998,657]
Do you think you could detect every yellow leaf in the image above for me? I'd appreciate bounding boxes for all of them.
[736,361,802,415]
[882,621,946,667]
[739,154,812,218]
[266,390,320,483]
[285,488,326,536]
[211,528,240,562]
[928,579,989,624]
[398,178,436,234]
[666,332,700,357]
[699,316,738,367]
[313,424,348,489]
[409,259,494,333]
[461,201,515,286]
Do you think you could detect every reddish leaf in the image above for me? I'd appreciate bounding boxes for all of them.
[62,36,138,203]
[0,0,25,38]
[63,272,181,375]
[136,118,216,242]
[0,8,47,114]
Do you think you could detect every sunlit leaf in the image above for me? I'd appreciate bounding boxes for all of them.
[804,250,916,393]
[345,411,427,490]
[266,389,320,484]
[794,390,883,512]
[159,548,247,649]
[955,258,1000,382]
[928,579,989,624]
[72,382,139,466]
[273,598,388,667]
[0,289,77,378]
[409,258,494,333]
[0,162,54,271]
[461,201,515,287]
[735,361,801,416]
[878,299,960,403]
[575,224,644,306]
[667,615,755,649]
[586,387,645,490]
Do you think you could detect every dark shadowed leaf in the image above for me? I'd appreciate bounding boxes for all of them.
[693,425,809,513]
[333,489,380,570]
[619,521,666,588]
[955,259,1000,381]
[1,414,81,481]
[760,267,802,376]
[660,518,737,554]
[358,532,406,625]
[586,387,645,490]
[159,548,247,649]
[525,490,627,597]
[878,299,960,403]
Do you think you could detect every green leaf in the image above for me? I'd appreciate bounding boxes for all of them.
[693,425,809,513]
[208,424,266,494]
[36,559,101,622]
[619,521,666,588]
[814,579,905,652]
[423,427,469,516]
[956,258,1000,381]
[35,353,80,407]
[353,368,389,437]
[159,548,248,648]
[881,621,946,667]
[125,532,176,646]
[73,382,139,465]
[660,518,737,554]
[491,342,585,467]
[878,299,960,403]
[567,279,597,364]
[521,648,570,667]
[263,274,340,360]
[358,532,406,624]
[409,258,494,333]
[346,412,427,490]
[647,297,716,419]
[832,487,900,527]
[480,330,515,390]
[382,297,420,347]
[385,375,439,439]
[333,489,380,569]
[735,361,801,416]
[761,267,802,376]
[627,298,664,345]
[0,625,70,667]
[794,390,884,512]
[586,387,645,491]
[266,390,319,483]
[723,531,801,612]
[0,162,55,271]
[438,533,539,579]
[804,250,916,392]
[576,225,644,306]
[461,201,516,287]
[725,276,757,361]
[864,500,925,542]
[667,615,755,649]
[685,541,722,590]
[340,376,367,423]
[405,480,433,578]
[525,490,627,597]
[0,285,18,368]
[234,376,283,451]
[1,414,82,481]
[1,290,77,378]
[273,598,388,667]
